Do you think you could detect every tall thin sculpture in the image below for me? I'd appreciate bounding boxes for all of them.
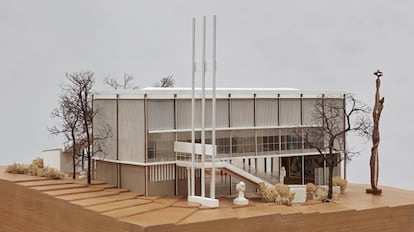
[366,69,384,195]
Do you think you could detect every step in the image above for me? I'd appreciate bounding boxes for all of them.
[85,198,151,212]
[102,202,168,219]
[57,190,119,201]
[44,187,103,196]
[71,192,139,207]
[30,184,87,191]
[17,180,74,187]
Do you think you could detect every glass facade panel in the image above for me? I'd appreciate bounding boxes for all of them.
[304,155,324,181]
[280,129,303,154]
[256,129,279,156]
[147,132,175,162]
[230,130,255,156]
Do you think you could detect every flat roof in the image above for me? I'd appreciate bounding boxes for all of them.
[94,87,346,100]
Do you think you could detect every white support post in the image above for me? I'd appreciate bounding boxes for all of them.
[210,15,217,199]
[191,17,196,197]
[187,167,191,196]
[302,155,305,185]
[201,16,206,198]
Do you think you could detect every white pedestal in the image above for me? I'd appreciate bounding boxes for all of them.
[188,196,219,208]
[288,185,307,204]
[233,197,249,205]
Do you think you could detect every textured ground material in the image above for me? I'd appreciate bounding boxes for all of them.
[1,170,414,232]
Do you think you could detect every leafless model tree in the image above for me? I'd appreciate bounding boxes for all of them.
[65,71,95,184]
[49,94,81,179]
[51,71,112,184]
[103,73,139,90]
[154,75,175,87]
[297,94,371,200]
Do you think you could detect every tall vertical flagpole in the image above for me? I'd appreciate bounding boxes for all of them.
[187,15,219,208]
[210,15,217,199]
[191,17,196,197]
[201,16,206,198]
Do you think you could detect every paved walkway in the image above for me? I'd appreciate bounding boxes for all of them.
[2,169,414,231]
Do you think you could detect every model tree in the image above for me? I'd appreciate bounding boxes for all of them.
[153,75,175,87]
[366,70,385,195]
[49,94,81,179]
[51,71,111,184]
[160,75,175,87]
[298,94,371,200]
[103,73,139,90]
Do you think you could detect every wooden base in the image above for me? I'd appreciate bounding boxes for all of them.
[366,188,382,195]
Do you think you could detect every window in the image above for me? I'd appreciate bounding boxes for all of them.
[147,132,175,162]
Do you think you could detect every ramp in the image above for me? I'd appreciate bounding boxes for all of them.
[176,161,275,187]
[219,162,268,187]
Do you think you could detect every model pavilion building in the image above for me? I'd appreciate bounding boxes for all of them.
[93,87,345,196]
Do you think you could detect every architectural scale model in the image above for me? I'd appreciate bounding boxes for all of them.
[93,87,346,197]
[93,17,347,206]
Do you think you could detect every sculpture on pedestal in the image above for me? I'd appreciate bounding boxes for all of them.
[279,166,286,184]
[366,69,384,195]
[233,181,249,205]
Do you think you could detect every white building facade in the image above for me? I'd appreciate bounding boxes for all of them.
[93,88,345,196]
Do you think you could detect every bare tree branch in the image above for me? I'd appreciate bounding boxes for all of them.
[295,94,371,200]
[155,75,175,88]
[104,73,139,90]
[50,71,113,184]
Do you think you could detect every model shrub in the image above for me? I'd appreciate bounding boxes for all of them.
[315,187,328,201]
[305,183,316,201]
[5,158,63,179]
[41,167,64,179]
[5,163,30,174]
[332,176,348,193]
[306,183,317,194]
[29,157,44,176]
[258,182,295,206]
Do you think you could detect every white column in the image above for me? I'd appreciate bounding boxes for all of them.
[201,16,206,198]
[187,167,191,196]
[191,17,196,197]
[210,15,217,199]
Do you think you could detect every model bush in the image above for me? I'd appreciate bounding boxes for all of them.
[332,176,348,193]
[305,183,317,201]
[5,163,30,174]
[39,167,64,179]
[306,183,317,194]
[5,158,64,179]
[29,157,44,176]
[315,187,328,201]
[258,182,295,206]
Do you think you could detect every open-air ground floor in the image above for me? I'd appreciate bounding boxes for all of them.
[96,153,341,197]
[1,167,414,232]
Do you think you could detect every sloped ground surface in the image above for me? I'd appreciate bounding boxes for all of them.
[1,168,414,232]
